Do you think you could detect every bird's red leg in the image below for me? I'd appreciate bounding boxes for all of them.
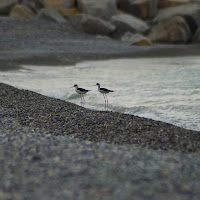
[80,94,82,103]
[83,94,85,103]
[82,94,85,111]
[103,94,106,111]
[106,94,108,111]
[80,94,83,111]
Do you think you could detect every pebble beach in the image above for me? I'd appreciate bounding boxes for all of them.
[0,17,200,199]
[1,83,200,200]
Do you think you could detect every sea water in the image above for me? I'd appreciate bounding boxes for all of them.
[0,57,200,131]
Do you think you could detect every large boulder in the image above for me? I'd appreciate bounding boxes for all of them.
[111,14,149,37]
[117,0,158,19]
[121,32,152,46]
[154,4,200,26]
[37,7,67,23]
[148,16,192,43]
[192,28,200,43]
[0,0,18,14]
[71,13,116,35]
[76,0,118,20]
[9,4,35,18]
[153,4,200,36]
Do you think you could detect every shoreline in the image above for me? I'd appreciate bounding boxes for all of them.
[1,82,199,153]
[1,44,200,71]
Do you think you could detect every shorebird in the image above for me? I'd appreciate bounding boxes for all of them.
[95,83,114,111]
[72,84,90,110]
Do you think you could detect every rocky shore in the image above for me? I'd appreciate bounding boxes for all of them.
[0,3,200,199]
[1,0,200,46]
[0,16,200,71]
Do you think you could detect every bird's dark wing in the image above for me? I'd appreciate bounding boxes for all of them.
[102,88,114,92]
[78,88,90,92]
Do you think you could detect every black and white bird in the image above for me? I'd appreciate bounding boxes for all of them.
[72,84,90,103]
[95,83,114,111]
[72,84,90,111]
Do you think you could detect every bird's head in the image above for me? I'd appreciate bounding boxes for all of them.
[73,84,78,88]
[96,83,100,86]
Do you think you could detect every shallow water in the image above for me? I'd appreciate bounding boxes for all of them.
[1,57,200,131]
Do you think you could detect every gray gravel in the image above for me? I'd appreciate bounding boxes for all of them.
[0,83,200,200]
[0,17,200,200]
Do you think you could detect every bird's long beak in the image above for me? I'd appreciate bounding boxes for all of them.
[70,86,74,88]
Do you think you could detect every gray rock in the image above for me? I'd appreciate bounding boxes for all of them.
[37,7,67,23]
[20,0,43,13]
[147,0,159,18]
[10,4,35,18]
[77,0,118,20]
[57,0,75,7]
[148,16,192,43]
[64,0,76,7]
[154,3,200,26]
[43,0,75,8]
[111,14,149,36]
[192,28,200,43]
[0,0,18,14]
[71,13,116,35]
[117,0,159,19]
[121,32,152,46]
